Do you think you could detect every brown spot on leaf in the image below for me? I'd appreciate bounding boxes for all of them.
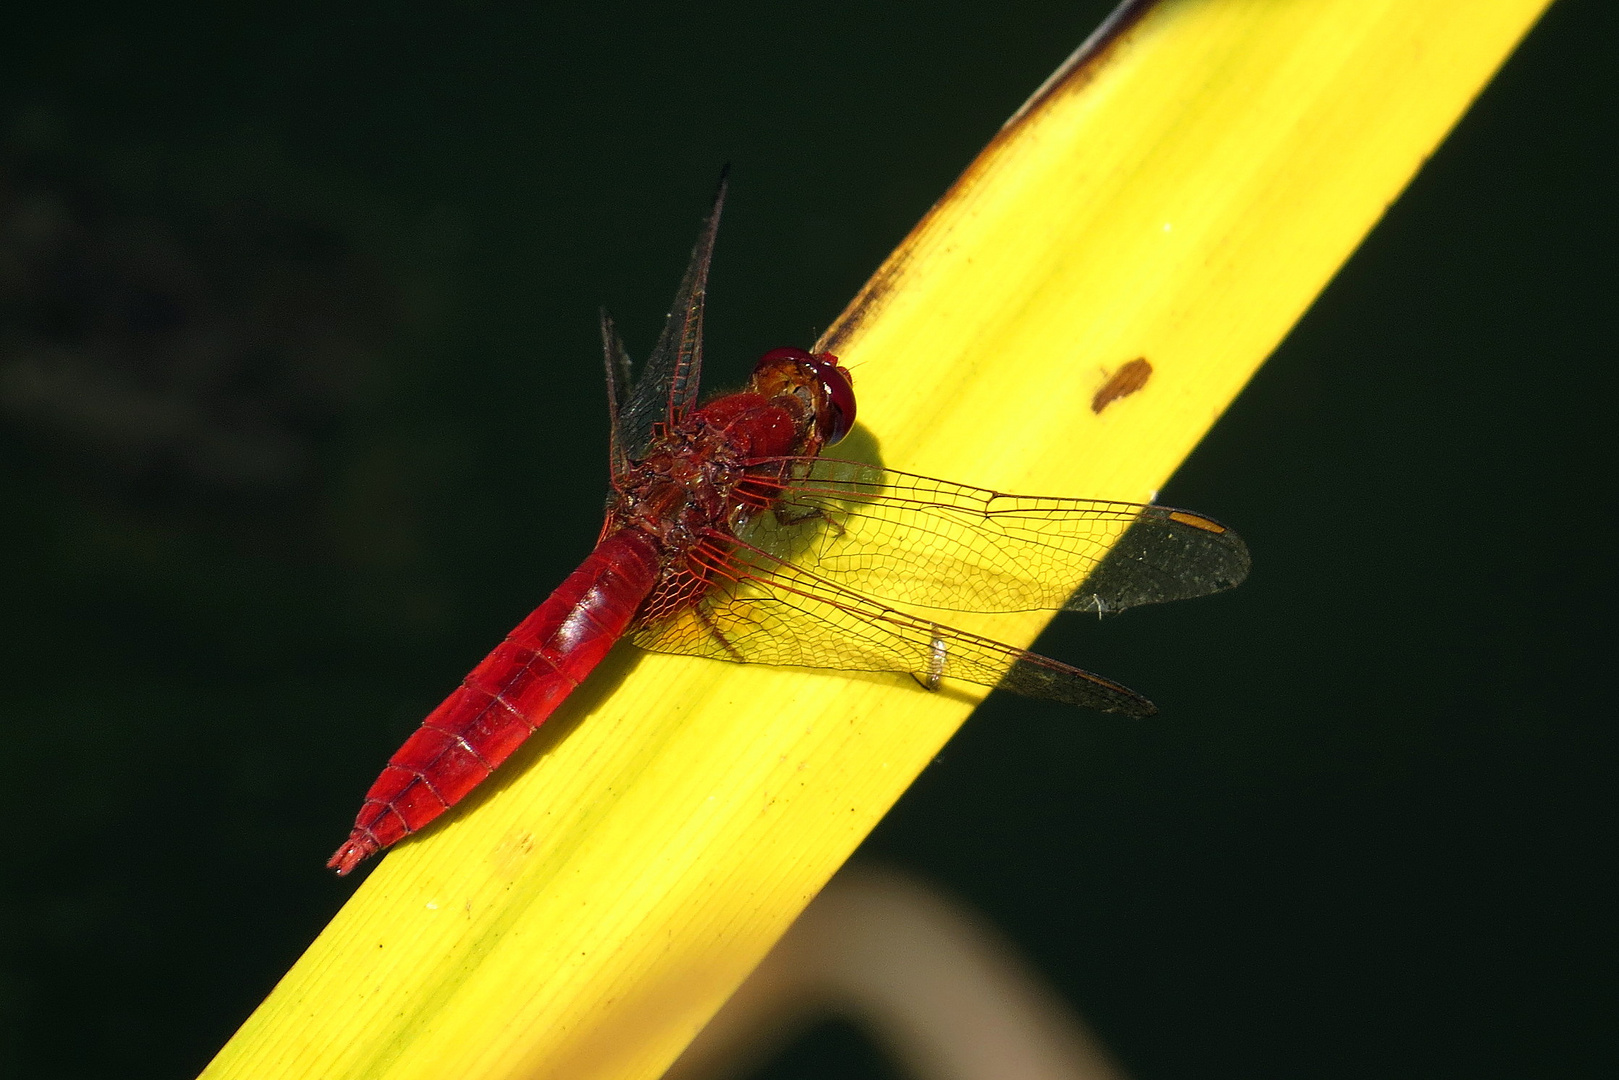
[1091,357,1152,413]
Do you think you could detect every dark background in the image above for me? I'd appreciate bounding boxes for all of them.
[1,1,1613,1077]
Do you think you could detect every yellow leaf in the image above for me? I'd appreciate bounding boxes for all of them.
[199,2,1550,1078]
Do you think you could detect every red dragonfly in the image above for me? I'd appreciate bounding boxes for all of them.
[328,179,1249,875]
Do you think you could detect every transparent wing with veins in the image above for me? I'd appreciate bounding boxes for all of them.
[630,458,1249,713]
[736,458,1249,615]
[614,172,728,465]
[632,540,1157,715]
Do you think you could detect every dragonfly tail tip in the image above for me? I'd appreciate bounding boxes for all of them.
[327,836,376,876]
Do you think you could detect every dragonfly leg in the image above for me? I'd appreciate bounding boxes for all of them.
[775,501,846,540]
[695,604,748,663]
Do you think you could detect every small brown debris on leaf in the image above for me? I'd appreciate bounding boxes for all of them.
[1091,357,1153,413]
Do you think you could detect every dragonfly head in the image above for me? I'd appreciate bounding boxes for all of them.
[752,347,857,446]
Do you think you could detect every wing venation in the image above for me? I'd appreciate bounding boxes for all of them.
[730,458,1250,617]
[616,171,728,461]
[631,540,1156,716]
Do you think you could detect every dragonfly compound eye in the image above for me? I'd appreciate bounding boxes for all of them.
[805,352,855,444]
[754,347,857,445]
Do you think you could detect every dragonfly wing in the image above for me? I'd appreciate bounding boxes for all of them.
[630,541,1156,716]
[736,459,1250,616]
[1070,502,1250,615]
[599,307,635,479]
[617,171,728,461]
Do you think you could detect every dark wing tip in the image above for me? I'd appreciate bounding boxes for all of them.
[1071,507,1252,615]
[1001,653,1158,717]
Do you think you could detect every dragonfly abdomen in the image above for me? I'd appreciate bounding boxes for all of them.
[327,531,660,874]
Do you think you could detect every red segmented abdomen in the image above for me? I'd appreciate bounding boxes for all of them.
[327,530,661,874]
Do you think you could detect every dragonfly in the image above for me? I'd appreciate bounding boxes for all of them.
[328,178,1249,875]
